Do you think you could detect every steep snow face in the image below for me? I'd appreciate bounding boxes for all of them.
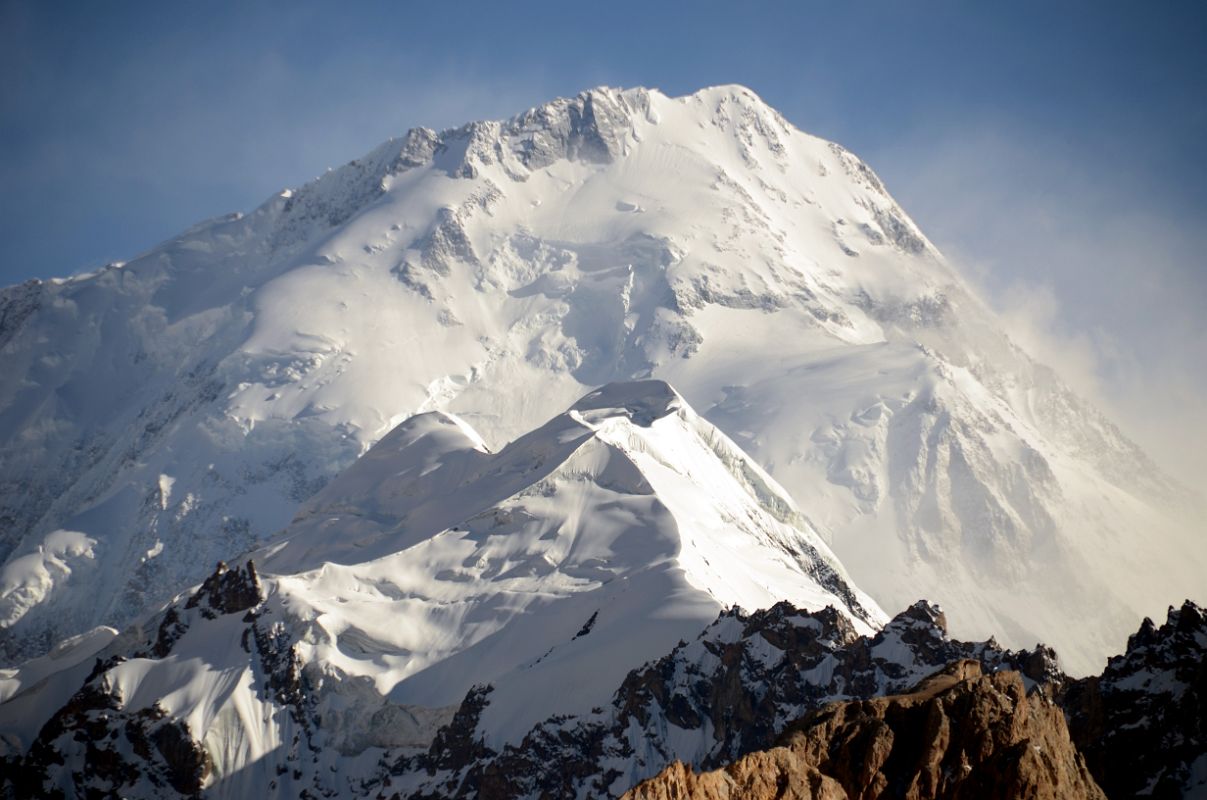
[0,381,883,796]
[251,380,883,747]
[0,85,1199,672]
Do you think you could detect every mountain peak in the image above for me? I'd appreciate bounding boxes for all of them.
[570,379,683,427]
[271,81,812,245]
[0,82,1198,682]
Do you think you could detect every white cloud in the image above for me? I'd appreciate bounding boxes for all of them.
[866,119,1207,485]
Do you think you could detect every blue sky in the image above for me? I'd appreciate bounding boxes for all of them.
[2,0,1206,470]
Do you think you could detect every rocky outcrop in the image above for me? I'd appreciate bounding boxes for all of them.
[377,601,1060,799]
[0,686,210,800]
[0,561,267,799]
[502,87,647,169]
[148,560,262,656]
[621,757,845,800]
[623,660,1105,800]
[8,595,1200,799]
[184,560,261,616]
[1061,599,1207,799]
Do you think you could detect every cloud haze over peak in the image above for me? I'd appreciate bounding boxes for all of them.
[867,120,1207,482]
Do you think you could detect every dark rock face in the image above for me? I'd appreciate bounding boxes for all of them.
[0,561,266,799]
[184,560,262,616]
[422,686,495,776]
[149,717,212,796]
[144,560,261,658]
[0,686,210,800]
[622,661,1106,800]
[1061,600,1207,799]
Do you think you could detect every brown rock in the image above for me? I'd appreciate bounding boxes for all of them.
[623,660,1105,800]
[620,755,847,800]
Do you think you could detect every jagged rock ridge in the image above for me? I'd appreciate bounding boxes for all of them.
[622,660,1105,800]
[1061,599,1207,799]
[379,600,1060,799]
[2,562,1201,797]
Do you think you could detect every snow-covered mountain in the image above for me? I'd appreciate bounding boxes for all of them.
[0,84,1200,673]
[0,380,885,798]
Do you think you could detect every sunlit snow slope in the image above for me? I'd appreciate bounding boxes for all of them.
[0,85,1201,673]
[0,380,883,796]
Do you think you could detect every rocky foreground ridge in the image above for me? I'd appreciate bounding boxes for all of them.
[380,601,1057,800]
[0,589,1203,798]
[624,601,1207,800]
[622,660,1105,800]
[1062,600,1207,799]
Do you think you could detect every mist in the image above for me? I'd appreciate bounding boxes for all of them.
[870,121,1207,492]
